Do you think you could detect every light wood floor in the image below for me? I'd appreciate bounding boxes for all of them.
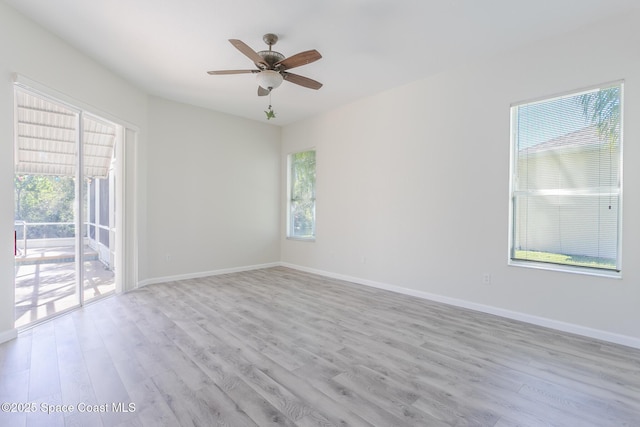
[1,267,639,426]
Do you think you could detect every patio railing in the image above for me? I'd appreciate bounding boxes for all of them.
[14,221,112,271]
[14,221,77,257]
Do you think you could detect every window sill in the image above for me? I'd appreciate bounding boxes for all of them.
[286,236,316,242]
[508,259,621,279]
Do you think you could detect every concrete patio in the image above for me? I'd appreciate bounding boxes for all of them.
[14,245,115,328]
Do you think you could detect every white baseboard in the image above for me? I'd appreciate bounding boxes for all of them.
[0,328,18,344]
[281,262,640,350]
[137,262,281,288]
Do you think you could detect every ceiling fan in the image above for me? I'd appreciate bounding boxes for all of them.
[207,33,322,96]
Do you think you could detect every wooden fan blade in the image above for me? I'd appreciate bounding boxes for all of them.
[257,86,270,96]
[275,50,322,70]
[282,72,323,90]
[207,70,257,75]
[229,39,268,68]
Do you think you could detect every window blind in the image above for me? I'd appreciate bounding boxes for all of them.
[510,84,622,271]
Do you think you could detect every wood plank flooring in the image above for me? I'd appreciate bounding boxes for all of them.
[1,266,639,426]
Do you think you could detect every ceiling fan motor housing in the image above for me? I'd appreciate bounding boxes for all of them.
[256,34,285,89]
[256,50,285,69]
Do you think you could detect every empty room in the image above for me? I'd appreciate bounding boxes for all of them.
[1,1,639,426]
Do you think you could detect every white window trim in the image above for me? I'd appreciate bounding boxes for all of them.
[507,81,624,278]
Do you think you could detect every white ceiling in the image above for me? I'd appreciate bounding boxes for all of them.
[4,0,638,125]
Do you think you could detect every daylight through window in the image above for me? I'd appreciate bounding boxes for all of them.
[509,83,622,273]
[288,150,316,239]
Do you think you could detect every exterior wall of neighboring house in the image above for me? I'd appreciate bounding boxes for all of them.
[514,127,619,260]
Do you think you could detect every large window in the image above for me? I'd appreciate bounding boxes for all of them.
[509,83,622,274]
[288,150,316,240]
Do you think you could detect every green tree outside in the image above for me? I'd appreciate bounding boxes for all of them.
[290,150,316,238]
[577,85,620,144]
[14,175,76,238]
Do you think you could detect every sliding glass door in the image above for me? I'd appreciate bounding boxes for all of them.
[14,174,80,325]
[81,114,118,304]
[14,87,119,327]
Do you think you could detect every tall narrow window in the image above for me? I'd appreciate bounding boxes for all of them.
[510,83,622,273]
[288,150,316,240]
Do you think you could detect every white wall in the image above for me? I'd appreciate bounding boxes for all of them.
[281,11,640,346]
[0,2,149,341]
[145,97,281,282]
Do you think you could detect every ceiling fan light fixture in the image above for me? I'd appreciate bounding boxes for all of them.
[256,70,283,90]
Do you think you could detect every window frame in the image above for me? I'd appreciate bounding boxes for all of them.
[508,82,623,277]
[286,149,316,241]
